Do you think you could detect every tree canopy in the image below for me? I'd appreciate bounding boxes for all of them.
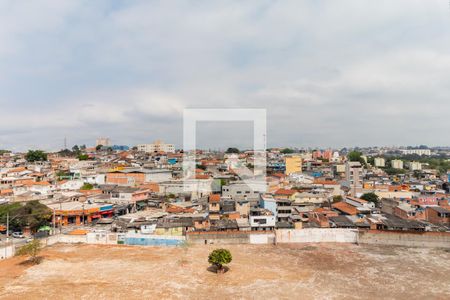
[360,192,379,206]
[25,150,47,162]
[347,151,366,166]
[0,201,51,232]
[208,248,232,271]
[225,147,240,154]
[78,154,89,161]
[16,239,42,264]
[80,183,94,190]
[281,148,294,154]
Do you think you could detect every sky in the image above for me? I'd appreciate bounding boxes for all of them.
[0,0,450,151]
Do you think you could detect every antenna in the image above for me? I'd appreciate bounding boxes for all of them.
[64,137,67,150]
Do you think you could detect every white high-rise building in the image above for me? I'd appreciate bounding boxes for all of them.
[401,149,431,156]
[374,157,385,168]
[408,161,422,171]
[137,140,175,153]
[391,159,404,169]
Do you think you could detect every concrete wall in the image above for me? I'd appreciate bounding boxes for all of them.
[0,244,14,259]
[187,232,250,245]
[187,231,276,245]
[42,234,87,246]
[124,233,185,246]
[358,230,450,249]
[249,233,275,244]
[87,232,119,245]
[276,229,358,244]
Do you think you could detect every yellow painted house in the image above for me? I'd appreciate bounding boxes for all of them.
[285,156,302,175]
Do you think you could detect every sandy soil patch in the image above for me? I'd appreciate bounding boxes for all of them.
[0,243,449,299]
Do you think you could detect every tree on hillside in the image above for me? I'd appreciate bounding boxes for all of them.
[208,248,232,273]
[347,151,366,166]
[25,150,47,162]
[225,147,240,154]
[16,239,42,264]
[360,192,379,206]
[78,154,89,161]
[81,183,94,190]
[72,145,80,153]
[332,195,343,203]
[281,148,294,154]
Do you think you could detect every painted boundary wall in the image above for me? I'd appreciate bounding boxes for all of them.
[358,230,450,249]
[276,228,358,244]
[0,244,14,259]
[186,231,275,245]
[124,233,185,246]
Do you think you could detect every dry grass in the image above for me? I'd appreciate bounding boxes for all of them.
[0,243,449,299]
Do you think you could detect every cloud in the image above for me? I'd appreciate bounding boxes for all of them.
[0,0,449,150]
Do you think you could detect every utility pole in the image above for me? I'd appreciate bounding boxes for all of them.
[53,208,56,235]
[6,212,9,242]
[59,201,62,233]
[82,204,85,226]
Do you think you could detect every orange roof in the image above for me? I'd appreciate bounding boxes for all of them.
[23,181,50,186]
[0,189,13,195]
[313,179,338,185]
[209,194,220,203]
[7,167,26,173]
[275,189,296,196]
[194,174,210,180]
[332,201,358,215]
[68,229,88,235]
[271,173,285,178]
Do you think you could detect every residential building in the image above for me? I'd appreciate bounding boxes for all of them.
[208,194,221,220]
[136,140,175,153]
[249,208,276,231]
[426,206,450,225]
[391,160,404,169]
[345,161,363,196]
[408,161,422,171]
[401,149,431,156]
[285,155,302,175]
[374,157,385,168]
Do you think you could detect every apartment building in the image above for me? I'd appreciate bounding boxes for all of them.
[374,157,385,168]
[391,159,404,169]
[136,140,175,153]
[345,161,363,196]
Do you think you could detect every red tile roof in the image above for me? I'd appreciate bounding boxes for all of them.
[332,202,358,215]
[209,194,221,203]
[274,189,296,196]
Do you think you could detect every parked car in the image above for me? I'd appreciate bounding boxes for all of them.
[12,232,24,238]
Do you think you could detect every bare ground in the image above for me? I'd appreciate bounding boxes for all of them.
[0,243,449,300]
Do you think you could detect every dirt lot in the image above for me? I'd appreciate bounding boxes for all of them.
[0,243,449,300]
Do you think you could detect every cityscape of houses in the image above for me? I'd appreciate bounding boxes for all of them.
[1,140,449,250]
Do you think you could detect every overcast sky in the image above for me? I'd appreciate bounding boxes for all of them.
[1,0,450,151]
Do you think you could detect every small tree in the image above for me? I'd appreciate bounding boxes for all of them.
[360,192,379,206]
[16,239,42,264]
[281,148,294,154]
[81,183,94,190]
[208,248,232,273]
[225,147,239,154]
